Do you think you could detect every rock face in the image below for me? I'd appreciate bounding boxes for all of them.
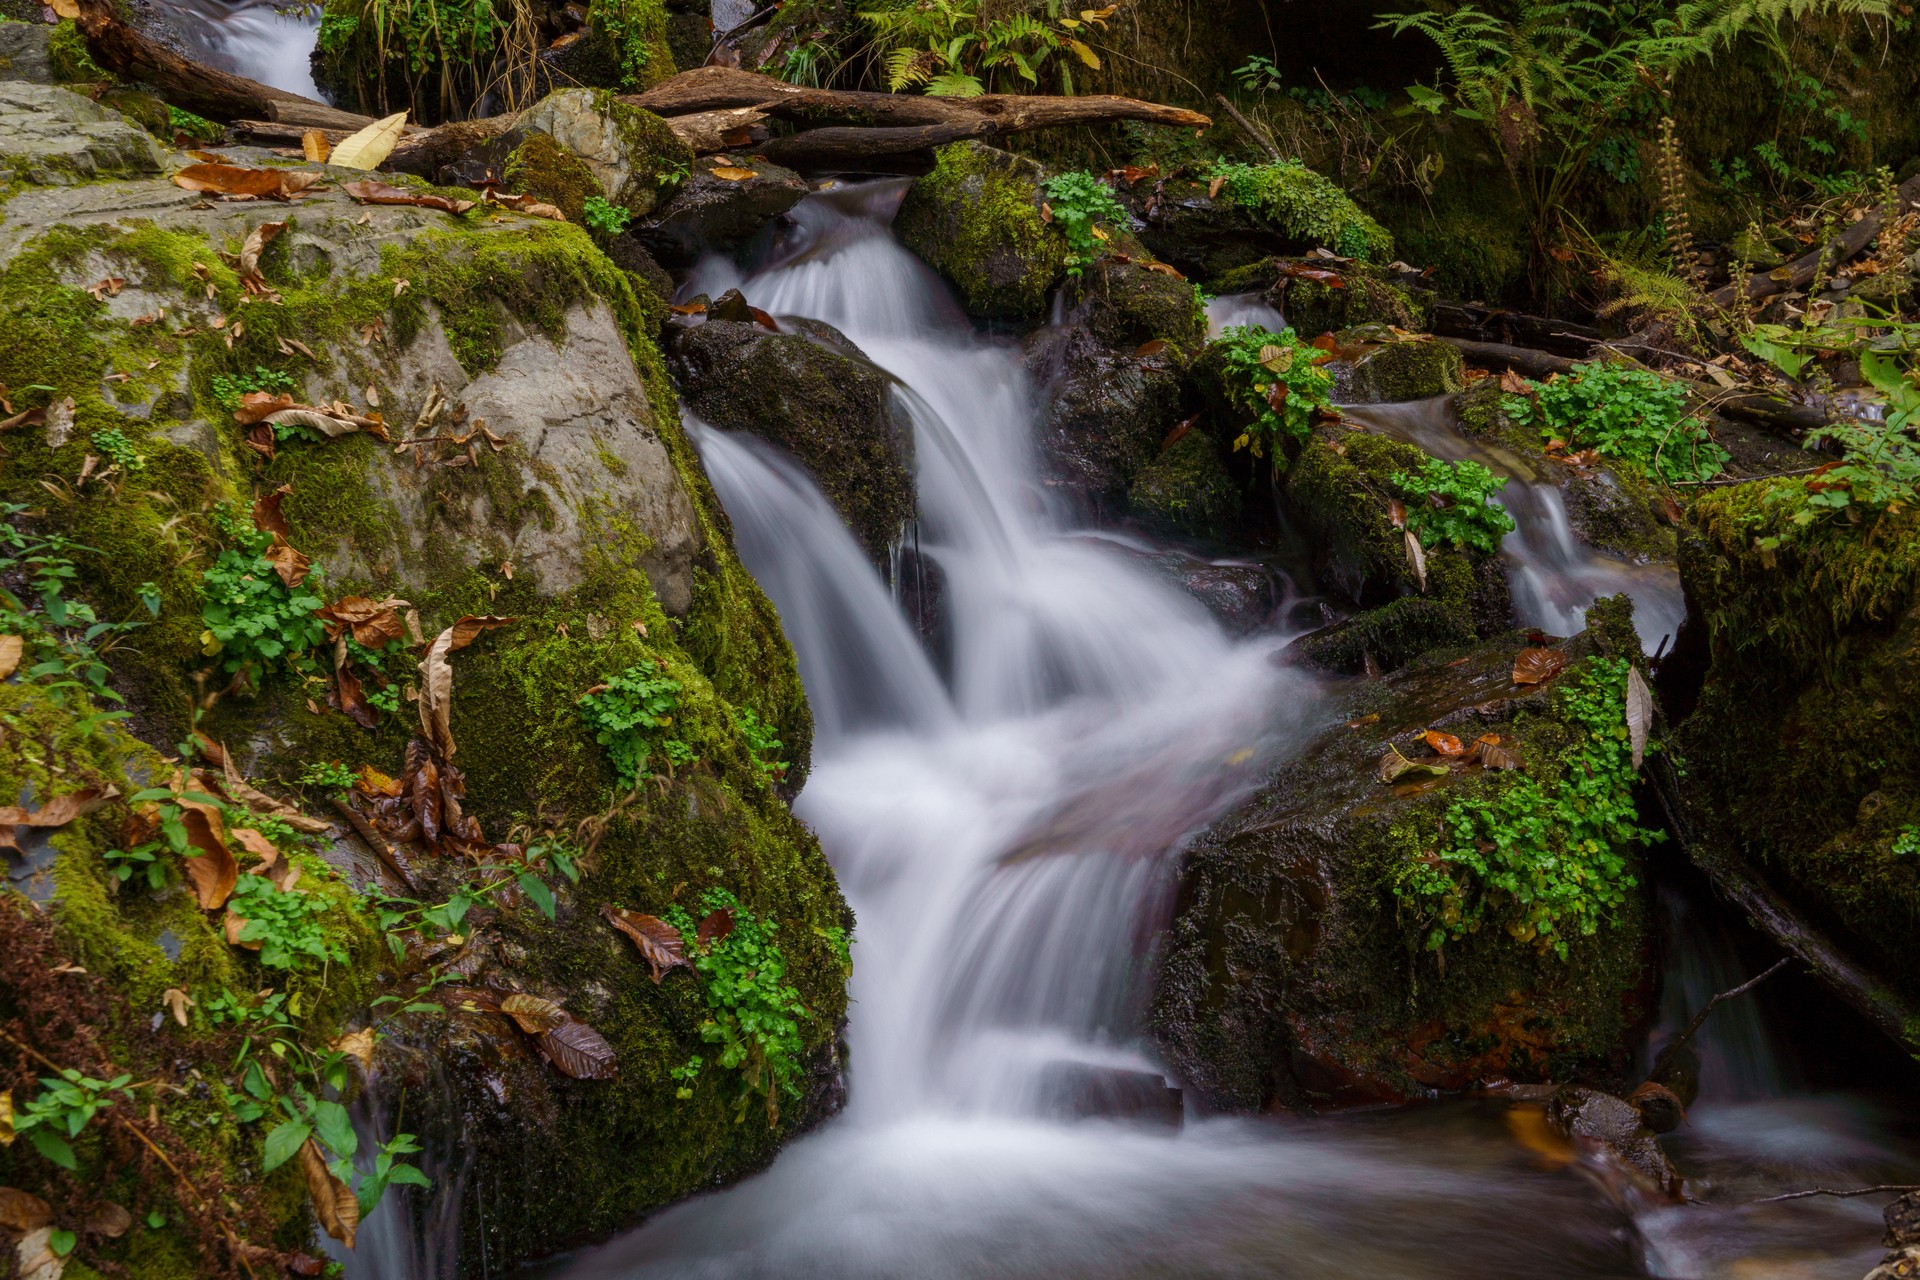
[1026,320,1187,524]
[635,153,809,266]
[0,88,848,1278]
[672,316,915,569]
[1154,620,1655,1111]
[1545,1086,1680,1194]
[895,141,1066,323]
[0,82,166,184]
[514,88,695,219]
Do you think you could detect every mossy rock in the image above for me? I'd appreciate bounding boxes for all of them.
[1127,428,1239,544]
[1120,164,1392,281]
[1025,322,1186,520]
[46,17,107,83]
[670,318,915,570]
[0,81,167,187]
[513,88,694,220]
[895,141,1068,323]
[0,101,843,1268]
[1068,256,1206,351]
[634,153,807,267]
[1670,492,1920,1027]
[1154,629,1654,1110]
[504,131,605,224]
[1332,329,1465,404]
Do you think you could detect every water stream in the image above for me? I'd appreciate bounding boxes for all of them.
[142,10,1919,1265]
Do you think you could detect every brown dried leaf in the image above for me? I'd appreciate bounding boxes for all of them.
[238,220,286,297]
[0,633,19,680]
[1140,261,1185,278]
[175,797,238,910]
[0,785,117,830]
[1498,369,1532,396]
[1387,497,1407,530]
[0,1187,51,1232]
[1477,740,1521,770]
[340,179,474,215]
[1422,730,1467,758]
[265,533,311,588]
[602,906,690,982]
[536,1018,618,1080]
[710,166,756,181]
[1135,339,1167,357]
[1404,529,1427,593]
[252,483,294,538]
[500,993,569,1035]
[1511,647,1569,686]
[416,616,514,758]
[696,907,736,949]
[1626,664,1653,770]
[301,130,332,163]
[160,987,195,1027]
[172,164,323,201]
[331,1027,376,1071]
[298,1137,359,1248]
[83,1201,132,1238]
[223,905,258,949]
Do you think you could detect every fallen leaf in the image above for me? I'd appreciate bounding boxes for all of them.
[0,634,20,679]
[1387,498,1407,529]
[1135,339,1167,357]
[160,987,195,1027]
[340,179,474,215]
[0,1090,12,1145]
[0,786,117,851]
[1511,647,1569,686]
[1498,369,1532,396]
[85,276,125,300]
[602,906,690,982]
[1477,740,1521,770]
[1208,175,1225,199]
[238,220,287,299]
[301,129,332,163]
[172,164,323,201]
[331,1027,376,1072]
[319,596,410,647]
[0,1187,51,1231]
[535,1018,618,1080]
[1626,664,1653,770]
[1423,730,1467,758]
[416,616,515,757]
[709,165,756,181]
[14,1226,63,1280]
[1378,743,1449,784]
[484,190,565,220]
[696,907,736,948]
[297,1138,358,1248]
[223,906,259,950]
[500,994,569,1035]
[329,111,409,171]
[83,1202,131,1238]
[44,398,75,449]
[253,484,294,538]
[1404,529,1427,593]
[265,534,311,588]
[1275,261,1345,288]
[174,797,238,910]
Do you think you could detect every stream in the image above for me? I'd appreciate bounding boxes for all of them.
[167,16,1920,1274]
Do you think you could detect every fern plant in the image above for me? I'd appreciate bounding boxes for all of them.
[861,0,1110,97]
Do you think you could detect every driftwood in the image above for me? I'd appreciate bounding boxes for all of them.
[620,65,1211,134]
[75,0,373,130]
[1711,173,1920,307]
[666,107,772,154]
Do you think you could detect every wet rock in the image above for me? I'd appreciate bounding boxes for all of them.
[512,88,695,220]
[1327,328,1466,404]
[1038,1061,1184,1128]
[1116,165,1392,282]
[635,153,808,267]
[0,21,55,83]
[1210,256,1433,337]
[671,317,915,569]
[895,141,1066,323]
[1025,327,1186,521]
[896,541,951,676]
[0,82,167,185]
[1068,256,1207,352]
[1545,1085,1680,1195]
[1127,429,1241,544]
[503,130,605,224]
[1889,1193,1920,1248]
[1627,1079,1686,1134]
[1093,539,1281,635]
[1153,624,1652,1111]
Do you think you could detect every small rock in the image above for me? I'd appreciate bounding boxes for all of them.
[635,154,808,267]
[1889,1192,1920,1249]
[0,82,168,186]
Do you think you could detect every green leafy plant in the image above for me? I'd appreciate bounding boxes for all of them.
[582,194,633,236]
[367,839,579,954]
[2,506,156,720]
[665,887,809,1122]
[579,662,692,788]
[861,0,1109,97]
[198,525,325,686]
[1896,824,1920,857]
[210,365,298,414]
[103,842,166,891]
[228,873,347,971]
[1504,361,1727,483]
[1206,161,1395,262]
[12,1069,136,1170]
[1233,53,1284,94]
[591,0,661,90]
[731,706,787,785]
[90,427,145,474]
[1212,325,1335,456]
[1398,658,1662,958]
[1040,171,1128,276]
[298,761,361,792]
[1389,458,1517,554]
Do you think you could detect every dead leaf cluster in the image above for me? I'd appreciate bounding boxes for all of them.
[235,390,388,460]
[341,179,474,216]
[439,987,618,1080]
[1377,731,1520,786]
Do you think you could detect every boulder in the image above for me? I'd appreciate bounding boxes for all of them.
[1154,615,1655,1111]
[1117,162,1392,281]
[1545,1086,1680,1195]
[1209,256,1434,338]
[1037,1061,1183,1128]
[1127,428,1241,544]
[1025,322,1185,523]
[0,20,54,83]
[671,315,915,569]
[0,82,167,185]
[1326,328,1466,404]
[513,87,695,220]
[635,152,808,266]
[895,141,1067,323]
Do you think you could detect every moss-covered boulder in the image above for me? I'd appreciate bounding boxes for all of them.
[1668,492,1920,1049]
[895,141,1068,323]
[1025,323,1186,523]
[634,152,808,267]
[513,88,694,221]
[0,82,166,186]
[0,119,846,1273]
[1327,327,1466,404]
[1127,428,1240,544]
[1207,256,1435,342]
[1118,163,1392,281]
[671,317,915,570]
[1155,615,1656,1109]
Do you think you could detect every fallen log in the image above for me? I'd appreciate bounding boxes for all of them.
[1711,173,1920,308]
[755,121,992,169]
[666,106,772,155]
[620,65,1211,134]
[75,0,372,130]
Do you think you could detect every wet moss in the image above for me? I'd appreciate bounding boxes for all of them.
[1286,262,1433,338]
[894,141,1068,322]
[584,0,677,92]
[505,132,605,225]
[46,18,107,83]
[1127,429,1238,543]
[1340,332,1465,403]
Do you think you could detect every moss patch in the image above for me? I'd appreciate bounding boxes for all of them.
[894,141,1068,323]
[505,132,605,225]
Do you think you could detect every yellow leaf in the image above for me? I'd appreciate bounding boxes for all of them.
[0,633,21,680]
[300,129,331,164]
[0,1088,14,1145]
[48,0,79,16]
[328,111,409,171]
[1062,37,1100,69]
[709,165,757,181]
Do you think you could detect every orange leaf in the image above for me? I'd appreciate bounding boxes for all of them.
[1511,647,1569,686]
[601,905,691,983]
[175,797,238,909]
[1422,730,1466,758]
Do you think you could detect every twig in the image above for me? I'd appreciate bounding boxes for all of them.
[333,796,418,891]
[1673,464,1830,487]
[1214,93,1282,161]
[1657,956,1793,1065]
[1753,1183,1920,1204]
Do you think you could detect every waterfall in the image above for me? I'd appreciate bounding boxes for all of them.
[155,0,323,99]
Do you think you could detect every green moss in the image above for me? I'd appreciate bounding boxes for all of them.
[1341,331,1466,403]
[894,142,1068,322]
[505,133,604,225]
[1285,262,1433,338]
[47,19,108,83]
[1127,429,1238,543]
[586,0,676,91]
[1209,160,1394,263]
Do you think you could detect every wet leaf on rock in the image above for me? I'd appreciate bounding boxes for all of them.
[329,111,409,171]
[297,1138,358,1248]
[0,1187,51,1232]
[536,1018,618,1081]
[341,180,475,215]
[601,906,690,982]
[696,907,736,949]
[1422,730,1466,758]
[174,796,237,910]
[82,1202,130,1239]
[710,166,757,181]
[500,994,568,1035]
[1625,665,1653,770]
[172,164,324,201]
[1404,529,1427,593]
[1511,647,1568,685]
[0,785,117,850]
[1377,744,1449,784]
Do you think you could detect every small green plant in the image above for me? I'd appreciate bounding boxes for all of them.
[1233,53,1285,93]
[367,839,579,954]
[1895,824,1920,856]
[227,873,347,971]
[103,842,166,891]
[579,662,692,788]
[1040,171,1128,277]
[582,194,633,237]
[1206,160,1394,262]
[591,0,660,90]
[90,427,145,474]
[12,1069,136,1170]
[1504,362,1728,484]
[655,156,691,190]
[198,524,325,686]
[1396,658,1663,958]
[2,505,157,720]
[315,10,360,56]
[1389,458,1517,554]
[862,0,1109,97]
[665,887,809,1122]
[166,104,221,141]
[298,761,360,792]
[1212,325,1335,456]
[731,706,787,784]
[210,365,298,414]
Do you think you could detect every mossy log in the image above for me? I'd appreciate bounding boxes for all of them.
[1708,172,1920,308]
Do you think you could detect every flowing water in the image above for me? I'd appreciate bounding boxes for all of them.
[144,7,1920,1259]
[155,0,323,100]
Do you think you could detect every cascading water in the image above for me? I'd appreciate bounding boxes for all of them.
[154,0,323,99]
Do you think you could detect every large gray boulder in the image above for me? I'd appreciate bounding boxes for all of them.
[0,81,167,185]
